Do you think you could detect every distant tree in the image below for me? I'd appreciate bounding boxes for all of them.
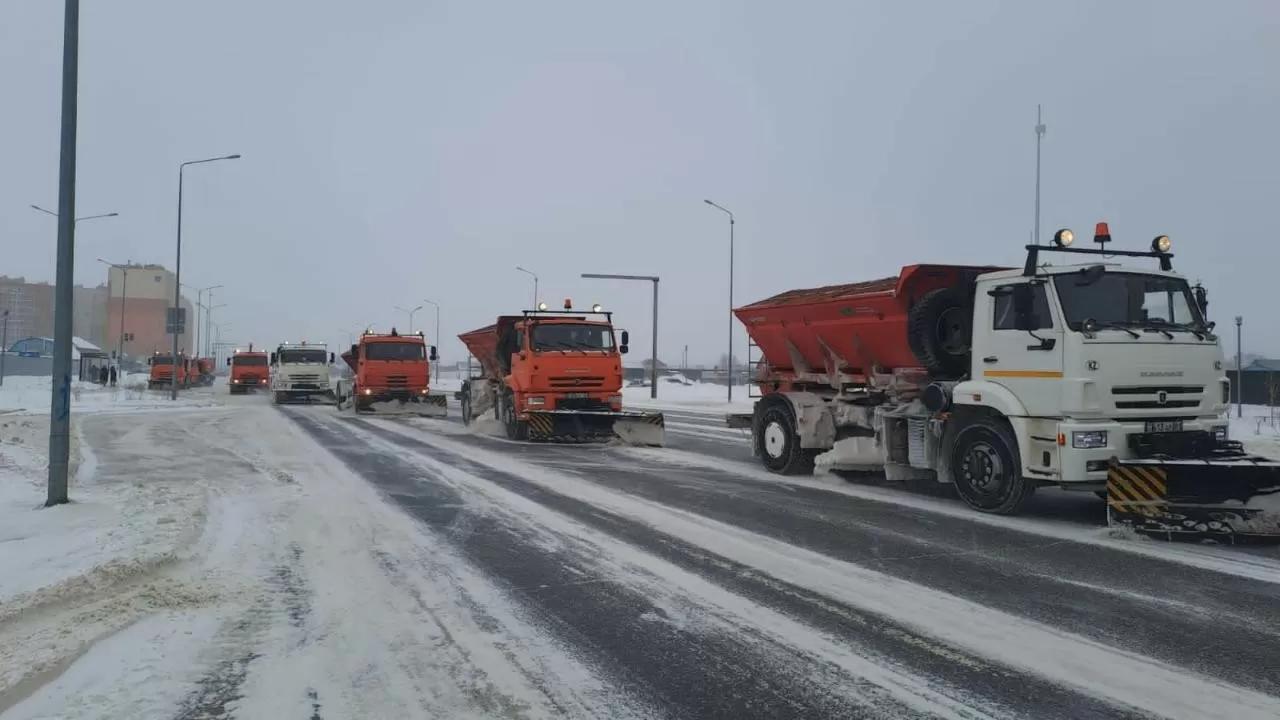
[641,357,669,371]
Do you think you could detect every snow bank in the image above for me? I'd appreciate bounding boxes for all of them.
[1230,404,1280,459]
[0,374,218,416]
[623,373,755,413]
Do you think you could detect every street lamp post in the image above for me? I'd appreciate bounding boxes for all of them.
[171,153,241,400]
[423,299,441,380]
[581,272,660,399]
[703,199,735,402]
[1,309,9,387]
[183,283,222,359]
[395,304,423,333]
[31,205,119,224]
[1236,315,1243,418]
[516,266,539,309]
[98,258,130,367]
[204,286,224,357]
[47,0,84,506]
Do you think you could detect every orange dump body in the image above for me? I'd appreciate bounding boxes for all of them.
[457,323,502,380]
[735,264,1005,387]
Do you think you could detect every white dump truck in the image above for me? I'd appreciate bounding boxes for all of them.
[270,341,336,404]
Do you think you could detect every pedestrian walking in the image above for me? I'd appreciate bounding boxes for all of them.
[99,365,109,385]
[109,365,117,387]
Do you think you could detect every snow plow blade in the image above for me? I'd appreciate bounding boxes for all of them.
[1107,444,1280,541]
[355,394,447,417]
[522,409,665,446]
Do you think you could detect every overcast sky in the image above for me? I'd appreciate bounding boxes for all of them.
[2,0,1277,364]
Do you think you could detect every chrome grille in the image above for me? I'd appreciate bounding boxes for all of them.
[549,376,606,389]
[1111,385,1204,410]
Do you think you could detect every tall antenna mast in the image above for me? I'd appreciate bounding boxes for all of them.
[1034,104,1047,245]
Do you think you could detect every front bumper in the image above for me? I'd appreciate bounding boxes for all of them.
[1056,417,1230,483]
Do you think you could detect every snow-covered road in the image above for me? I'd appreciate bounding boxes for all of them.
[3,385,1280,719]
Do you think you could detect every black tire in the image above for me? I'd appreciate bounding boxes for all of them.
[908,287,970,378]
[950,417,1037,514]
[501,390,528,441]
[753,398,818,475]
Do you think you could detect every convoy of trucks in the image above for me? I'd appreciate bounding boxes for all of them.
[335,328,447,416]
[455,300,665,446]
[136,223,1275,540]
[270,341,336,404]
[725,224,1279,538]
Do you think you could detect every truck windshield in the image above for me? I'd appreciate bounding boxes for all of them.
[151,356,174,365]
[233,356,268,366]
[1055,271,1206,333]
[531,323,615,351]
[365,342,424,360]
[278,349,328,364]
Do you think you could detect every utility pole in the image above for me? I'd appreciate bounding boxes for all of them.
[1,309,9,387]
[581,273,660,399]
[1034,104,1046,245]
[47,0,81,507]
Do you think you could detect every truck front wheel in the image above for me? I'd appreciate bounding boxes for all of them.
[755,400,817,475]
[950,418,1036,514]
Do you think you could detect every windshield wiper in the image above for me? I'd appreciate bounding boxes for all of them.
[1082,319,1140,338]
[1141,318,1209,340]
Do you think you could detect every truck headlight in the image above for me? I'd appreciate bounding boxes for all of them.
[1213,425,1227,442]
[1071,430,1108,449]
[526,396,545,406]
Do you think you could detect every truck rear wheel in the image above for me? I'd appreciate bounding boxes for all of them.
[908,287,970,378]
[754,399,817,475]
[501,390,528,440]
[950,418,1036,514]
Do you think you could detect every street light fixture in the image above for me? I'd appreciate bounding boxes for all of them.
[704,199,736,402]
[581,272,660,399]
[515,266,539,310]
[395,304,423,333]
[422,299,441,380]
[182,283,222,359]
[170,153,241,400]
[97,258,131,366]
[31,204,119,223]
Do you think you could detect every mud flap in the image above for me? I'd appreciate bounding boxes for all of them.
[1107,457,1280,540]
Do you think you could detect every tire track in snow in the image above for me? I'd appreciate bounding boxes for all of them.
[290,408,1150,719]
[287,409,988,719]
[407,419,1280,699]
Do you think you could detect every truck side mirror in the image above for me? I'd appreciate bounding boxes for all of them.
[1193,284,1209,316]
[329,352,336,364]
[620,330,630,346]
[270,352,277,364]
[429,346,438,361]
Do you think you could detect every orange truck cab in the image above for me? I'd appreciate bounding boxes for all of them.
[227,344,270,394]
[334,328,445,416]
[193,358,216,387]
[147,351,192,390]
[456,299,664,444]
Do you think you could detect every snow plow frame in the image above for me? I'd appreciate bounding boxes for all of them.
[522,408,666,446]
[1107,433,1280,541]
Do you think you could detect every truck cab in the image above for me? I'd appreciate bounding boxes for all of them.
[147,352,191,390]
[335,328,443,415]
[269,341,335,404]
[227,344,270,394]
[961,229,1226,489]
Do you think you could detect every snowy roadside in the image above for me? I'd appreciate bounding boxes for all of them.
[622,377,754,415]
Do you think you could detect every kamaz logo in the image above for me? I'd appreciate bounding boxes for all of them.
[1140,371,1184,378]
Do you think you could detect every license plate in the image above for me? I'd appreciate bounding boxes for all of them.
[1144,419,1184,433]
[564,392,589,400]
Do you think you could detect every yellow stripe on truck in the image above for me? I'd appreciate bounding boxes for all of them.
[983,370,1065,378]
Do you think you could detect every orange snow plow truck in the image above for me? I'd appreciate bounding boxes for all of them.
[456,300,664,445]
[727,223,1280,541]
[147,351,192,389]
[334,328,446,416]
[227,344,269,394]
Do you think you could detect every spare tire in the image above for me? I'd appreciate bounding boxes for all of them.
[908,287,970,378]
